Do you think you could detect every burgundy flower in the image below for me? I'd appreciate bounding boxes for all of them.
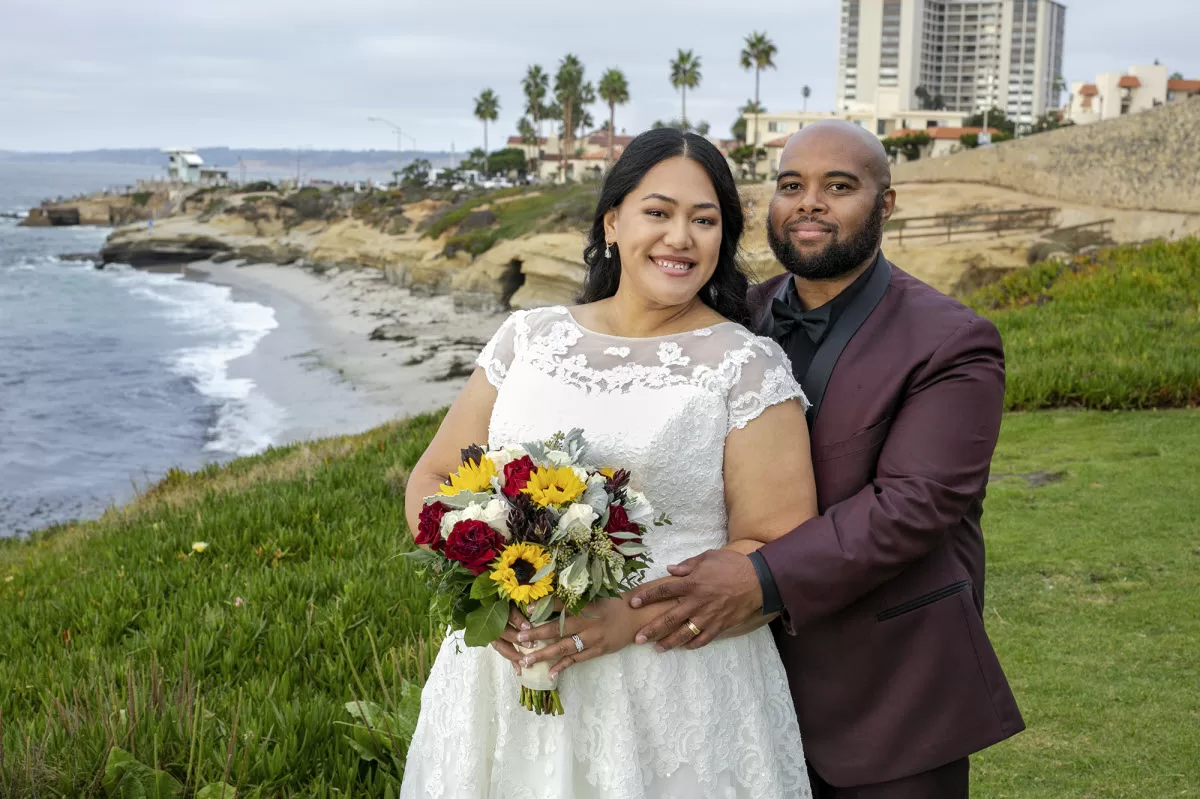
[415,502,449,551]
[444,519,504,575]
[501,456,537,499]
[605,504,642,548]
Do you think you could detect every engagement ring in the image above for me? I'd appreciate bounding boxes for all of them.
[571,634,585,653]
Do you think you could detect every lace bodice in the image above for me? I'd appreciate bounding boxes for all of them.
[477,306,808,575]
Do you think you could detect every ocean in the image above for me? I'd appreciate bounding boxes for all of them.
[0,162,385,537]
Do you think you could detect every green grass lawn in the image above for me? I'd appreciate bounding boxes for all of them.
[3,409,1197,796]
[974,409,1200,797]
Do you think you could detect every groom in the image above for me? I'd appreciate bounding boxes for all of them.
[628,121,1024,797]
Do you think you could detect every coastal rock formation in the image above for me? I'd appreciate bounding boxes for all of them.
[448,233,587,311]
[101,228,232,266]
[21,190,171,227]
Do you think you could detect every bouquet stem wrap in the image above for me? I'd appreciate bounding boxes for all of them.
[515,641,562,715]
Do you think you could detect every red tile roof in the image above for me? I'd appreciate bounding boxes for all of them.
[1118,75,1142,89]
[765,135,792,147]
[1079,84,1099,96]
[506,135,548,146]
[1168,78,1200,93]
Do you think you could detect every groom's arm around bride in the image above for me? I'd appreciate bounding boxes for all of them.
[629,121,1024,797]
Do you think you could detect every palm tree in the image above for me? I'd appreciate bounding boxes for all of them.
[473,89,500,176]
[669,49,702,130]
[802,85,812,111]
[521,65,549,174]
[739,32,776,179]
[554,54,587,181]
[598,69,630,167]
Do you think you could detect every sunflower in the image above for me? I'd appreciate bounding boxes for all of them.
[439,455,498,495]
[490,542,555,604]
[598,467,615,479]
[521,465,587,507]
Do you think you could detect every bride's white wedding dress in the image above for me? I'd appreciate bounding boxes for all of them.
[400,306,813,799]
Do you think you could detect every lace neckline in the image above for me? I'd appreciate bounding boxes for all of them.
[561,306,737,342]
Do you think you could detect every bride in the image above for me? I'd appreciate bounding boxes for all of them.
[400,128,817,798]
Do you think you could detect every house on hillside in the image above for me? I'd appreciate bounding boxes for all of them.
[165,148,203,183]
[1067,64,1200,125]
[163,148,229,185]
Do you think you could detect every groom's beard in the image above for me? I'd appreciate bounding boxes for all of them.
[767,192,886,281]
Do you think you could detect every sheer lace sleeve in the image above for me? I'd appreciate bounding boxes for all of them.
[475,311,525,389]
[727,336,809,433]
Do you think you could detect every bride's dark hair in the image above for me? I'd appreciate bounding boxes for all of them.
[577,128,752,327]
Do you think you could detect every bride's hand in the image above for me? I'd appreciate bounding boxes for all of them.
[516,597,639,679]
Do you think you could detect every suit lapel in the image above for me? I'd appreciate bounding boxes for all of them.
[802,255,893,427]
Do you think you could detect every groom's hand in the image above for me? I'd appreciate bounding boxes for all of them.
[627,550,762,651]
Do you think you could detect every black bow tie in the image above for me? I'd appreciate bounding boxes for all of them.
[771,298,832,344]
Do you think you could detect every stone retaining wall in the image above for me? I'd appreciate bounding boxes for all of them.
[892,97,1200,214]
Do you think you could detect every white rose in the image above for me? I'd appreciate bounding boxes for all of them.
[587,472,608,489]
[487,446,527,472]
[557,503,598,535]
[439,509,463,539]
[544,449,573,468]
[623,490,654,525]
[481,497,512,540]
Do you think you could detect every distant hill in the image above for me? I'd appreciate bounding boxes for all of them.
[892,97,1200,214]
[0,147,456,172]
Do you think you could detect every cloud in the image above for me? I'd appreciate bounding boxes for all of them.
[1,0,1196,151]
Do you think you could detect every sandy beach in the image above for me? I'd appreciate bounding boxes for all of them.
[188,260,509,441]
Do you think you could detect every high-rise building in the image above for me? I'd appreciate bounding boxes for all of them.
[836,0,1066,129]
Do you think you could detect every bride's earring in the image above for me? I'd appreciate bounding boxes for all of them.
[604,242,612,259]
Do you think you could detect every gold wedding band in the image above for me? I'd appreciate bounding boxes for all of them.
[685,620,702,637]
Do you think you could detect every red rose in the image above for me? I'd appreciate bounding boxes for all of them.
[501,456,537,499]
[415,502,449,551]
[605,504,641,547]
[444,519,504,575]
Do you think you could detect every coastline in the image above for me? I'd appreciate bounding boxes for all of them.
[186,260,509,437]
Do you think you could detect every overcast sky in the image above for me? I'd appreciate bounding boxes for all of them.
[2,0,1196,152]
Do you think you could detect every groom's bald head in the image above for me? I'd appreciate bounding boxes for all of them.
[782,120,892,192]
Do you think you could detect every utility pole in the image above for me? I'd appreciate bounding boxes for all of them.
[368,116,410,185]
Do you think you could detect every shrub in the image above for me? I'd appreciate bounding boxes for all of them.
[969,238,1200,410]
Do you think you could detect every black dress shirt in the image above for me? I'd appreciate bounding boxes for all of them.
[749,253,882,615]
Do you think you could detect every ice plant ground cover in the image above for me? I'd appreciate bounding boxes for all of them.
[0,239,1198,795]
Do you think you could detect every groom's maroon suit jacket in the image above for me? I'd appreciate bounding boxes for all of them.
[749,260,1024,787]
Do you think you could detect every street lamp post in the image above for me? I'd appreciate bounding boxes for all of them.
[367,116,414,184]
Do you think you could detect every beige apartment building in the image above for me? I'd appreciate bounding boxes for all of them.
[1067,65,1200,125]
[836,0,1066,130]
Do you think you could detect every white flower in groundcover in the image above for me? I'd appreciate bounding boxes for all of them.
[557,503,598,535]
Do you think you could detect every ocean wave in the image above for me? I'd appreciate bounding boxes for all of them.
[111,269,285,457]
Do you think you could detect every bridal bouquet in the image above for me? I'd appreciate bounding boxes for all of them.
[404,430,661,715]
